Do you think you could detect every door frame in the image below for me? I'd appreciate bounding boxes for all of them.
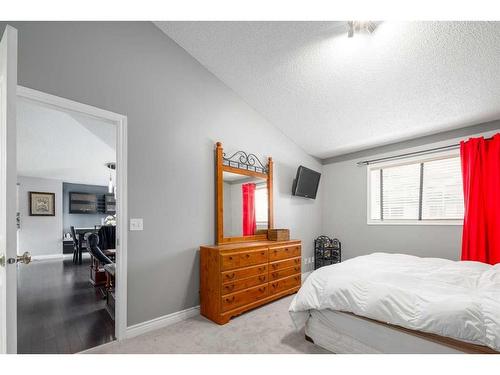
[0,24,18,355]
[16,85,128,344]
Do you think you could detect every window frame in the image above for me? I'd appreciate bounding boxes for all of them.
[366,149,464,226]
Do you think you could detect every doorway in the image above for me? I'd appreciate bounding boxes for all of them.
[15,86,128,353]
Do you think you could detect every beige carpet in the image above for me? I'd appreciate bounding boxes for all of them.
[85,295,329,354]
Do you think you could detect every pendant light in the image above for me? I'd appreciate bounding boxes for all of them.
[105,162,116,194]
[108,174,113,194]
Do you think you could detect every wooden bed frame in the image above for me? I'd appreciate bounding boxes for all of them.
[305,311,499,354]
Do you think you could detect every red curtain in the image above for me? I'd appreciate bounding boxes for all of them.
[460,134,500,265]
[242,183,256,236]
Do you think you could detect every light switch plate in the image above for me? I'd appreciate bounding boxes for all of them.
[130,218,143,231]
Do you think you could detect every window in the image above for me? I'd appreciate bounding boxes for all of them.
[255,183,268,229]
[368,152,464,224]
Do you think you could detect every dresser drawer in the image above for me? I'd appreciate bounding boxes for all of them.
[221,264,267,283]
[268,245,301,262]
[269,265,301,281]
[269,274,301,295]
[221,284,269,312]
[221,274,268,295]
[269,256,301,272]
[220,248,268,271]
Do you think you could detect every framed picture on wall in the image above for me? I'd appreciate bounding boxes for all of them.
[29,191,55,216]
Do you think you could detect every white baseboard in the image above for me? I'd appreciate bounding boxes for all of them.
[31,254,64,261]
[126,305,200,339]
[31,253,89,262]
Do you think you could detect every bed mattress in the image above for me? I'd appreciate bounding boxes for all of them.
[305,309,464,354]
[290,253,500,352]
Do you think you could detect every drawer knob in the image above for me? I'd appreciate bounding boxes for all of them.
[225,284,235,291]
[285,248,289,252]
[272,283,277,288]
[225,296,235,303]
[272,272,277,278]
[261,252,265,255]
[259,276,266,282]
[229,256,233,260]
[272,264,278,269]
[259,287,266,293]
[259,266,265,272]
[245,254,250,258]
[226,273,235,280]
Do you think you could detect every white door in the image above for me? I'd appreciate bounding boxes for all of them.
[0,25,18,354]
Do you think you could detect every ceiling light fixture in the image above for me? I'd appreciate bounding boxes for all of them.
[347,21,377,38]
[105,162,116,195]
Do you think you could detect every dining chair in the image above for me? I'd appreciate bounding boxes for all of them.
[70,226,80,264]
[86,233,115,299]
[70,226,88,265]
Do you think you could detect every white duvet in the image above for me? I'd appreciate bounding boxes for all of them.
[289,253,500,351]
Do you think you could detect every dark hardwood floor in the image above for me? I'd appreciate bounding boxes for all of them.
[17,256,115,354]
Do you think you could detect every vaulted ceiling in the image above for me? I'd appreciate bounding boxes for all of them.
[156,21,500,159]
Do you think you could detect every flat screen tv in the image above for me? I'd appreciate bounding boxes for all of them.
[292,166,321,199]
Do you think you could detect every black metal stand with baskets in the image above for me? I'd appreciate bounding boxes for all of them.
[314,236,341,270]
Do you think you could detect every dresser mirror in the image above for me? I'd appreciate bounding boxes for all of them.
[215,142,274,244]
[222,171,269,237]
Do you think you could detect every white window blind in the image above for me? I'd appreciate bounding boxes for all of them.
[368,154,464,223]
[369,169,381,220]
[382,163,421,220]
[422,157,464,220]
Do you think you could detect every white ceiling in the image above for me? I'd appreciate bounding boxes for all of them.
[156,21,500,159]
[17,98,116,186]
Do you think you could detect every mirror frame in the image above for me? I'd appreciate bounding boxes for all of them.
[215,142,274,244]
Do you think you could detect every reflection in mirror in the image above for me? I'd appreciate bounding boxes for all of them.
[223,171,268,238]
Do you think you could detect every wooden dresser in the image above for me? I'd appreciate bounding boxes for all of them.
[200,239,302,324]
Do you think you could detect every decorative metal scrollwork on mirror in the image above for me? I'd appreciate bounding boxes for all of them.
[215,142,274,244]
[222,150,268,174]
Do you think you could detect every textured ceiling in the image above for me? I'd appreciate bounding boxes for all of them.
[156,21,500,159]
[17,98,116,186]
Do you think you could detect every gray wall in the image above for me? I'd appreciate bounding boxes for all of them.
[229,182,243,236]
[62,182,109,235]
[0,22,322,326]
[321,120,500,261]
[17,176,63,257]
[222,181,244,237]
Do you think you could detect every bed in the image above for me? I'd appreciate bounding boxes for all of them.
[289,253,500,354]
